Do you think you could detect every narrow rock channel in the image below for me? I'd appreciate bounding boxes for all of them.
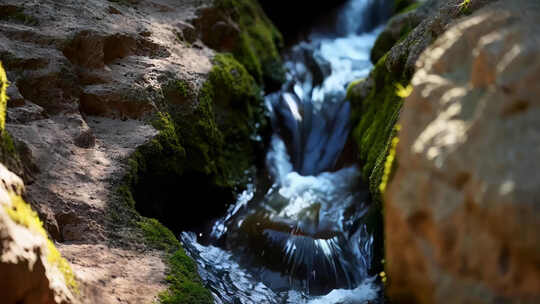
[181,0,392,303]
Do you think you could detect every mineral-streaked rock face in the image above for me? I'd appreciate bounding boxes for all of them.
[385,1,540,303]
[0,163,74,304]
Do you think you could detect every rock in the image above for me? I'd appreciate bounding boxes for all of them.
[79,84,155,119]
[0,163,75,304]
[193,0,285,89]
[385,0,497,77]
[6,83,24,106]
[370,2,431,63]
[0,0,244,302]
[7,100,47,124]
[348,0,497,202]
[62,31,106,69]
[385,1,540,303]
[175,21,197,43]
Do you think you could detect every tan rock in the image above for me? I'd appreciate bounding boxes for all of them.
[0,163,74,304]
[385,1,540,303]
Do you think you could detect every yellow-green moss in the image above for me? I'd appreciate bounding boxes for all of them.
[379,125,401,194]
[0,62,24,189]
[0,62,7,130]
[215,0,285,88]
[350,54,407,202]
[4,194,78,291]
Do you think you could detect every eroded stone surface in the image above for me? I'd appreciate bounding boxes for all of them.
[0,0,220,302]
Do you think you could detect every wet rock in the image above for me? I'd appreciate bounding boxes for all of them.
[385,1,540,303]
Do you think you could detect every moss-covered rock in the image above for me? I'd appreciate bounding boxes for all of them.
[0,63,76,302]
[138,218,213,304]
[0,63,24,183]
[4,194,78,291]
[350,54,406,203]
[370,1,420,63]
[116,53,268,302]
[127,53,266,233]
[196,0,285,90]
[346,55,408,273]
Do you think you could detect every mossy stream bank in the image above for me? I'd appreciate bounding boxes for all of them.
[115,1,286,302]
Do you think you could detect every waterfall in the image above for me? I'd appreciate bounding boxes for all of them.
[182,0,392,302]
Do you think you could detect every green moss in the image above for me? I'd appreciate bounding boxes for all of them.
[116,53,267,304]
[110,200,212,304]
[115,170,213,304]
[159,250,213,304]
[138,219,212,304]
[138,218,181,254]
[215,0,285,88]
[350,54,407,202]
[346,79,365,101]
[175,80,190,98]
[139,218,214,303]
[379,126,401,194]
[1,62,76,291]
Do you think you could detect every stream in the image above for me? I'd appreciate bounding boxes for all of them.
[182,0,391,302]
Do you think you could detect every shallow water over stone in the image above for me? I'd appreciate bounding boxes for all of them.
[182,0,391,302]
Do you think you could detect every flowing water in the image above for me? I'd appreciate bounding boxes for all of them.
[182,0,391,302]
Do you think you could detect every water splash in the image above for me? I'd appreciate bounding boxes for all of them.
[182,0,391,302]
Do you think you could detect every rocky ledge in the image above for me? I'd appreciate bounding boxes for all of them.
[0,0,283,303]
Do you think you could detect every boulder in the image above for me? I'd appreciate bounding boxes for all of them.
[385,1,540,303]
[0,163,75,304]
